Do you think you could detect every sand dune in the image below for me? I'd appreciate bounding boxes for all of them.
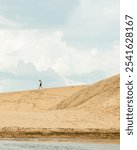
[0,75,120,139]
[0,85,86,111]
[55,75,119,110]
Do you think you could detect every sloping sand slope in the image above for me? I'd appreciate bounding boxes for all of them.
[0,75,120,139]
[0,85,86,111]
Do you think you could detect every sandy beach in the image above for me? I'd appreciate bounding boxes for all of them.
[0,75,120,140]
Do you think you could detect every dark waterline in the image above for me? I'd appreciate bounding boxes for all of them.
[0,139,120,150]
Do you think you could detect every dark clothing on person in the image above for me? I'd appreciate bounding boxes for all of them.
[39,80,42,89]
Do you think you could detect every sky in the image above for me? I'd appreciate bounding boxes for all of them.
[0,0,120,92]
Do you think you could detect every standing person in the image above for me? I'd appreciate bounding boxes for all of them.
[39,80,42,89]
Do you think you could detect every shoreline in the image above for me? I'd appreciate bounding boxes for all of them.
[0,138,120,144]
[0,127,120,143]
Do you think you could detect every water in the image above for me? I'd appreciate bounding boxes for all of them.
[0,140,120,150]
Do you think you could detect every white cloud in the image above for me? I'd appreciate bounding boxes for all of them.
[0,29,65,71]
[0,15,20,28]
[0,29,119,79]
[53,43,119,77]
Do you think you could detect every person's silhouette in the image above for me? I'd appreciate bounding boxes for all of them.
[39,80,42,89]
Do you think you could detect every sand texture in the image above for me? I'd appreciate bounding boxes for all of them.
[0,75,120,139]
